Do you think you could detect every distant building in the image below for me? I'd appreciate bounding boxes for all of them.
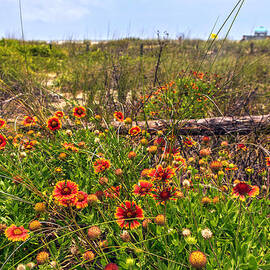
[242,26,270,40]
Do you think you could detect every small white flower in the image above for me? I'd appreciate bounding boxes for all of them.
[50,261,57,268]
[16,264,26,270]
[20,152,27,158]
[201,228,213,239]
[26,262,35,269]
[66,129,72,136]
[161,161,167,167]
[94,138,100,144]
[182,228,191,237]
[172,160,178,166]
[182,180,190,187]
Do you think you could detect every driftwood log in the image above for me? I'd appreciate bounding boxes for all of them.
[111,114,270,135]
[15,114,270,136]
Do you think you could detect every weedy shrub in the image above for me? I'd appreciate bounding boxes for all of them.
[142,71,221,120]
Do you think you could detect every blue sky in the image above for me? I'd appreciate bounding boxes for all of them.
[0,0,269,40]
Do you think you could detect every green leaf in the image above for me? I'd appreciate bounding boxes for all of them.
[248,255,258,269]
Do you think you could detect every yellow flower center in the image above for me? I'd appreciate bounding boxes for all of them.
[13,228,22,235]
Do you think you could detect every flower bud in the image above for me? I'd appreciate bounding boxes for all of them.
[115,168,123,176]
[83,250,95,261]
[124,117,132,125]
[36,251,49,265]
[120,230,131,242]
[99,177,108,185]
[126,258,135,267]
[29,220,42,231]
[34,202,46,213]
[87,226,101,240]
[140,138,148,146]
[155,214,166,226]
[147,145,158,154]
[189,251,207,268]
[142,219,152,229]
[185,236,197,245]
[128,151,136,159]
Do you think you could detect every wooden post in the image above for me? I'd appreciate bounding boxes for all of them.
[140,43,144,57]
[250,42,254,54]
[86,42,90,52]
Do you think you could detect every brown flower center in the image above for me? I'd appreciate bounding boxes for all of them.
[62,187,71,195]
[51,120,59,128]
[162,172,170,180]
[235,183,252,195]
[13,228,22,235]
[126,211,133,218]
[76,109,83,115]
[77,193,85,201]
[160,191,171,200]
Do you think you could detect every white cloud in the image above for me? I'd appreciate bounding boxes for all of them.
[1,0,108,23]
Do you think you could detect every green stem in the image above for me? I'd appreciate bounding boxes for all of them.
[235,199,242,266]
[209,239,221,268]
